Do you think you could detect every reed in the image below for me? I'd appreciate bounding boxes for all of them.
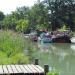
[0,30,29,64]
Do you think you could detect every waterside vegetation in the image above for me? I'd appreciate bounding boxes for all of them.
[0,30,30,64]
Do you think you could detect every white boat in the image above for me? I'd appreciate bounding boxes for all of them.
[71,37,75,43]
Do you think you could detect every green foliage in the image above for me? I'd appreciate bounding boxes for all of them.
[36,24,48,30]
[0,30,29,64]
[0,11,5,21]
[0,4,50,31]
[0,11,5,29]
[44,0,75,31]
[47,72,59,75]
[16,19,29,32]
[11,53,29,64]
[16,6,29,19]
[1,0,75,32]
[58,25,67,32]
[3,15,17,29]
[28,3,49,30]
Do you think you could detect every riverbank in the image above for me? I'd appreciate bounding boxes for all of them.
[0,30,30,64]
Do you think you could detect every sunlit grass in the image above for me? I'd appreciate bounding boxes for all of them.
[47,72,59,75]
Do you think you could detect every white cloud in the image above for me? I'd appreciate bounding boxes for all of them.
[0,0,37,14]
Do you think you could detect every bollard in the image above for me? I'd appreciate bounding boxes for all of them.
[44,64,49,75]
[34,59,39,65]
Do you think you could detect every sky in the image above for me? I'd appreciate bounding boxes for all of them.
[0,0,38,14]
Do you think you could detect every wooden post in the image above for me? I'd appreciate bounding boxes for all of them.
[44,64,49,75]
[34,59,39,65]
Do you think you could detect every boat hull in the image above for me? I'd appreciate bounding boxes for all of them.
[52,35,71,43]
[39,35,71,43]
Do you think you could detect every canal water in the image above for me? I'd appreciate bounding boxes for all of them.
[25,41,75,75]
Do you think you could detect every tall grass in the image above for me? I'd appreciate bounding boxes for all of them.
[0,30,29,64]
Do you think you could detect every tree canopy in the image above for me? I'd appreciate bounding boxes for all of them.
[0,0,75,32]
[43,0,75,31]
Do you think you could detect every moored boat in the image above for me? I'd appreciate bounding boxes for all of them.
[38,32,71,43]
[38,32,52,43]
[29,31,38,42]
[52,35,71,43]
[70,37,75,43]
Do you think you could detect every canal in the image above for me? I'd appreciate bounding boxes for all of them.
[24,40,75,75]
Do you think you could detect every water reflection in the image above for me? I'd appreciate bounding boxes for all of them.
[29,43,75,75]
[70,44,75,51]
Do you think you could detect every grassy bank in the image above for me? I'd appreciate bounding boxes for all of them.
[0,30,29,64]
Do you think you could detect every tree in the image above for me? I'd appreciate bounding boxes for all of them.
[0,11,5,21]
[0,11,5,29]
[3,6,30,32]
[3,14,17,30]
[43,0,75,31]
[28,3,49,30]
[16,19,29,32]
[16,6,29,20]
